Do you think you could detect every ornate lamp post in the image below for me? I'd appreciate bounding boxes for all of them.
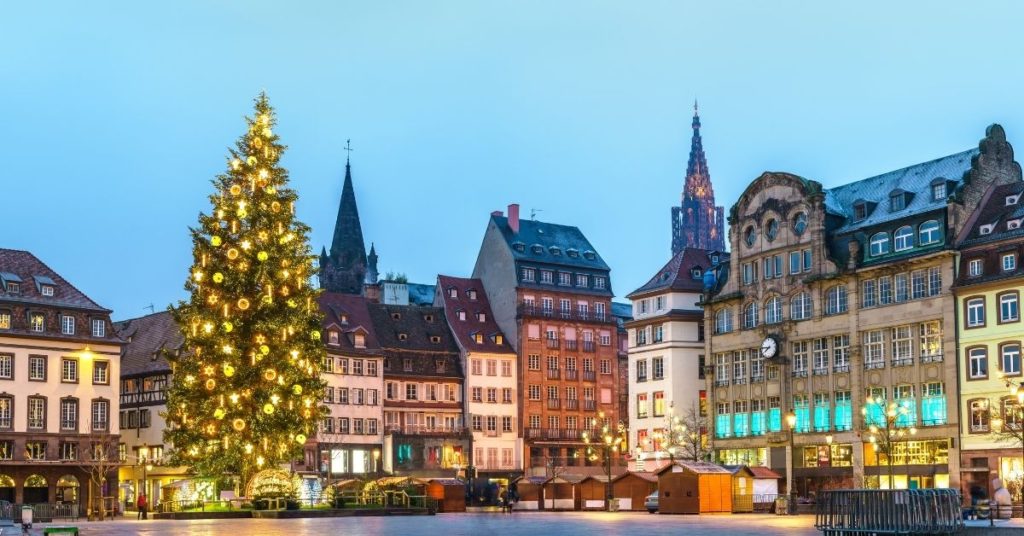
[582,411,626,511]
[785,411,797,513]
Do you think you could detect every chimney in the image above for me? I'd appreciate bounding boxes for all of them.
[508,203,520,234]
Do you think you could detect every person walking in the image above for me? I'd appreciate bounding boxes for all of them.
[136,493,148,520]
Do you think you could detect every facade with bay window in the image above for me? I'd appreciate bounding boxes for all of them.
[953,179,1024,500]
[0,249,122,506]
[705,125,1020,495]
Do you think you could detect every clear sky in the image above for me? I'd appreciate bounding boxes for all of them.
[3,1,1024,319]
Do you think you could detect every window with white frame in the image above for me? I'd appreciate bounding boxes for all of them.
[894,226,913,251]
[743,302,758,329]
[30,313,44,332]
[864,330,884,367]
[61,315,75,335]
[967,298,986,327]
[1003,253,1017,272]
[869,232,890,256]
[862,279,877,308]
[1002,343,1021,375]
[792,342,808,373]
[733,351,746,382]
[791,292,812,320]
[968,347,988,379]
[92,319,105,337]
[1000,292,1020,323]
[891,326,913,364]
[812,338,829,372]
[919,321,942,361]
[968,258,983,277]
[833,335,850,368]
[715,308,733,334]
[826,286,847,315]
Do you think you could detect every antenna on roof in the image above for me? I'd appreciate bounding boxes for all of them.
[144,303,155,314]
[530,209,543,220]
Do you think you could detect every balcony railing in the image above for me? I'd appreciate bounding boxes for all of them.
[583,400,596,411]
[518,304,615,324]
[565,399,579,410]
[547,399,561,410]
[582,371,596,382]
[565,340,578,351]
[833,364,850,374]
[546,369,561,380]
[384,424,469,438]
[891,358,914,368]
[920,354,944,363]
[750,374,765,383]
[813,368,829,376]
[565,369,578,380]
[714,378,730,387]
[582,341,596,352]
[792,370,808,378]
[864,361,885,370]
[732,377,747,385]
[546,339,560,349]
[525,428,584,441]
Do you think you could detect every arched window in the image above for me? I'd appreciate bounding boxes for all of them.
[894,226,913,252]
[999,292,1020,323]
[765,297,783,324]
[869,233,890,256]
[919,220,941,245]
[966,297,986,328]
[792,212,808,236]
[743,302,759,329]
[714,309,733,334]
[1001,343,1021,375]
[790,292,813,321]
[765,219,779,242]
[967,347,988,379]
[825,286,847,315]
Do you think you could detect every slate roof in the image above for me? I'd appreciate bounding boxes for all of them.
[959,182,1024,246]
[319,292,381,355]
[824,149,978,234]
[628,248,723,298]
[436,275,514,355]
[611,301,633,321]
[367,303,462,379]
[114,311,181,376]
[491,215,610,271]
[656,460,731,475]
[0,249,111,312]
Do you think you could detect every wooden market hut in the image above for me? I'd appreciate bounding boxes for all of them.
[578,475,611,510]
[511,476,547,510]
[656,461,733,514]
[722,465,756,513]
[542,474,585,511]
[425,479,466,513]
[611,471,658,511]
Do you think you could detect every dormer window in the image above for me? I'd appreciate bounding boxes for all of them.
[691,268,703,279]
[494,334,504,345]
[5,283,19,294]
[448,288,458,298]
[1008,195,1021,206]
[931,180,947,201]
[531,244,544,254]
[853,200,875,222]
[403,358,413,371]
[398,333,408,341]
[512,242,526,252]
[583,250,596,260]
[477,313,486,322]
[435,360,446,373]
[548,246,561,256]
[29,313,44,333]
[430,335,441,344]
[711,254,720,264]
[474,333,483,344]
[889,190,912,212]
[328,330,339,345]
[340,314,349,325]
[457,310,466,321]
[540,271,554,284]
[40,285,54,297]
[424,314,434,323]
[567,248,579,258]
[467,289,477,300]
[981,224,995,236]
[391,312,401,320]
[354,333,365,348]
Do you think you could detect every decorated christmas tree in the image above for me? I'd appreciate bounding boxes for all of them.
[165,94,326,490]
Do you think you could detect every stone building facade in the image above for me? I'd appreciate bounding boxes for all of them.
[705,125,1020,495]
[0,249,122,507]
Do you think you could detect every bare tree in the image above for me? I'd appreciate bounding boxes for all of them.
[77,421,121,521]
[672,403,712,462]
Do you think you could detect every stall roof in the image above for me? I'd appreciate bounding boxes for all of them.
[748,467,783,479]
[656,461,731,475]
[613,471,660,483]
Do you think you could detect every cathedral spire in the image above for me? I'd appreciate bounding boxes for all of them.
[319,143,368,294]
[671,103,726,255]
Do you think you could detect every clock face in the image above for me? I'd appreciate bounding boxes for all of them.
[761,337,777,358]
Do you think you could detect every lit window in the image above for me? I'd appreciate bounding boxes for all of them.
[30,313,45,332]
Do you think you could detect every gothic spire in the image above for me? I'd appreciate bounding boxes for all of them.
[685,101,709,188]
[671,103,726,255]
[319,146,368,294]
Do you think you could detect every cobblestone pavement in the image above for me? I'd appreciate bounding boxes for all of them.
[1,512,820,536]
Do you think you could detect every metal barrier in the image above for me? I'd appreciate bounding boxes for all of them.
[815,489,963,535]
[5,503,80,522]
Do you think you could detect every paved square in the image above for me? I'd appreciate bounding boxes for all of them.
[6,513,820,536]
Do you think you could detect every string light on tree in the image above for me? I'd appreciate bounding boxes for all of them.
[164,93,327,491]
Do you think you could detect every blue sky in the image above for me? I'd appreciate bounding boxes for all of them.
[3,1,1024,318]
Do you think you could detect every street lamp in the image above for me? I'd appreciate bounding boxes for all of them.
[785,411,797,513]
[995,378,1024,504]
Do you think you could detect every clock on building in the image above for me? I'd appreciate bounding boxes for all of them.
[760,336,778,359]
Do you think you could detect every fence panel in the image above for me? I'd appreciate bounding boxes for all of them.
[815,489,963,536]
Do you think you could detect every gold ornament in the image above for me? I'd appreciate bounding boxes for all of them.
[211,236,223,247]
[258,231,269,242]
[241,240,252,250]
[231,158,242,170]
[213,272,224,284]
[247,156,257,166]
[230,184,242,196]
[253,136,263,149]
[203,322,214,334]
[265,186,276,195]
[238,208,248,218]
[237,298,250,310]
[271,201,281,213]
[207,294,219,305]
[287,299,297,308]
[310,330,321,341]
[295,434,306,444]
[214,408,226,420]
[223,364,235,377]
[281,286,290,297]
[263,369,277,381]
[292,384,303,395]
[261,294,273,305]
[262,128,273,138]
[227,248,239,260]
[262,403,275,415]
[222,321,233,332]
[260,345,270,355]
[255,334,267,344]
[205,378,216,390]
[257,251,269,262]
[233,419,246,431]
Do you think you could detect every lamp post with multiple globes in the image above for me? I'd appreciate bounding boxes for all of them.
[785,410,797,513]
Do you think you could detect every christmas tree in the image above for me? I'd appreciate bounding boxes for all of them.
[165,94,326,490]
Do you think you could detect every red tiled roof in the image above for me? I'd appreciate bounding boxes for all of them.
[436,275,514,354]
[318,292,381,354]
[114,311,181,376]
[628,247,723,298]
[0,248,110,312]
[748,466,782,479]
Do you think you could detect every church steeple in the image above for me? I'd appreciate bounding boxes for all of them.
[319,140,369,294]
[365,242,379,285]
[671,102,725,255]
